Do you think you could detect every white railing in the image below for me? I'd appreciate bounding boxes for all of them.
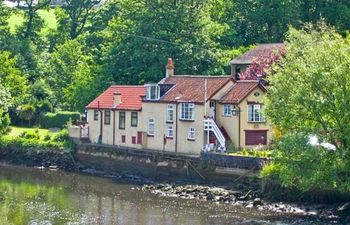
[204,118,226,152]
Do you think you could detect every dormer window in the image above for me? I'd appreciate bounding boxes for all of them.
[146,84,160,100]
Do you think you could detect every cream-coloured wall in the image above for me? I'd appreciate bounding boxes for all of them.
[238,87,273,149]
[141,102,205,155]
[87,109,144,149]
[215,104,239,148]
[141,103,176,152]
[87,109,100,143]
[113,110,144,149]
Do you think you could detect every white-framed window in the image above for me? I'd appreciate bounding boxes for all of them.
[166,104,174,122]
[180,103,195,120]
[223,104,232,116]
[188,127,195,140]
[147,118,155,135]
[166,125,173,138]
[145,84,160,100]
[248,104,265,122]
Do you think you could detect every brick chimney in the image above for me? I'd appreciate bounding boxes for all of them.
[166,58,174,78]
[113,92,122,107]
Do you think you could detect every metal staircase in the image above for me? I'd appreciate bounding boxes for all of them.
[203,117,226,152]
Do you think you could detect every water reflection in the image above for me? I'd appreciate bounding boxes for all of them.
[0,165,338,225]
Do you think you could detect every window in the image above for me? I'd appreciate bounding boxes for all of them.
[119,111,125,129]
[148,118,155,136]
[94,110,99,121]
[104,111,111,125]
[188,127,195,140]
[132,136,136,144]
[248,104,265,122]
[223,104,232,116]
[166,104,174,122]
[146,84,160,100]
[235,66,241,80]
[131,112,138,127]
[166,125,173,138]
[180,103,195,120]
[121,135,126,143]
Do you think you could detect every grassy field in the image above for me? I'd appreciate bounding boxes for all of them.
[9,126,56,137]
[8,9,57,34]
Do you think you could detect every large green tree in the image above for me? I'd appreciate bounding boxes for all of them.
[263,23,350,194]
[102,0,227,85]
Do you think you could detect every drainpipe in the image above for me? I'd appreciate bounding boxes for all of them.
[98,101,103,144]
[237,105,241,148]
[113,110,116,145]
[175,102,178,153]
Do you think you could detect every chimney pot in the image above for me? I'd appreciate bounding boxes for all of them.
[113,92,122,107]
[166,58,174,78]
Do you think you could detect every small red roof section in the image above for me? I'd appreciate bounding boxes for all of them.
[160,76,232,103]
[86,85,146,110]
[219,81,266,104]
[230,43,285,65]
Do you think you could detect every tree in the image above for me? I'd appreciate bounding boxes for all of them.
[47,39,94,110]
[0,84,11,112]
[0,109,10,135]
[263,22,350,195]
[17,104,36,126]
[0,51,28,105]
[239,47,285,83]
[265,23,350,149]
[56,0,101,40]
[18,0,51,39]
[103,0,227,85]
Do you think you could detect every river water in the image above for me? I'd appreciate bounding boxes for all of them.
[0,165,341,225]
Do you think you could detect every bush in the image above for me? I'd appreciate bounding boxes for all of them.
[19,130,40,140]
[52,129,69,142]
[42,111,80,128]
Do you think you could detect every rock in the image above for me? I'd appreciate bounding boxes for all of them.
[253,198,263,207]
[337,202,350,216]
[246,203,254,209]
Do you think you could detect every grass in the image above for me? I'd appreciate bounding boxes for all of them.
[9,126,56,137]
[8,9,57,34]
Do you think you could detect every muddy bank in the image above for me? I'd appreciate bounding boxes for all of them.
[141,183,350,221]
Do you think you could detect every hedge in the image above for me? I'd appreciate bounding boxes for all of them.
[42,111,80,128]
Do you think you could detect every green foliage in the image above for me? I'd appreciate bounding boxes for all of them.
[0,110,10,135]
[265,22,350,149]
[261,133,350,193]
[16,104,36,126]
[43,111,80,128]
[19,129,40,140]
[0,128,74,151]
[229,148,271,158]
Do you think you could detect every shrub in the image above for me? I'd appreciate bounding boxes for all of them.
[19,130,40,140]
[42,111,80,128]
[52,129,69,142]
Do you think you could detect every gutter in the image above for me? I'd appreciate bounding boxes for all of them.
[113,110,116,145]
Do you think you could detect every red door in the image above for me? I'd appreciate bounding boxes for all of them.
[245,131,267,145]
[137,132,143,145]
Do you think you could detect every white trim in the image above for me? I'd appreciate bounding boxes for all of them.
[188,127,195,140]
[180,103,195,120]
[166,104,174,122]
[147,118,155,135]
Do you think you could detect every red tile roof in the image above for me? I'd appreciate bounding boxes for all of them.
[159,76,233,103]
[230,43,285,65]
[219,81,266,104]
[86,85,146,110]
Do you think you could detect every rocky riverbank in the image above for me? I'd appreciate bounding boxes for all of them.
[141,183,349,221]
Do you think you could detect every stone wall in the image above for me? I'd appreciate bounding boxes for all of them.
[201,152,268,170]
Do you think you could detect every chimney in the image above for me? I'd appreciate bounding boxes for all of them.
[166,58,174,78]
[113,92,122,107]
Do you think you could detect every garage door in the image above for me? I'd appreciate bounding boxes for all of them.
[245,130,267,145]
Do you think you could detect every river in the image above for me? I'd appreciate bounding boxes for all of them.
[0,165,341,225]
